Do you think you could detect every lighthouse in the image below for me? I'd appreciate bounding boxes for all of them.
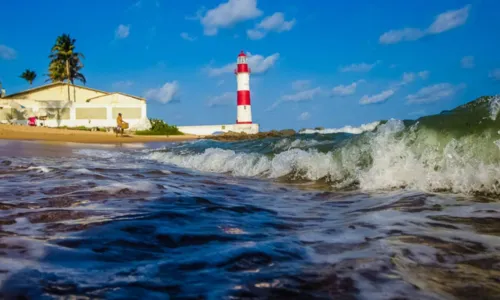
[235,51,252,124]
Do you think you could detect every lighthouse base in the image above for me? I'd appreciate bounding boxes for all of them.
[177,123,259,136]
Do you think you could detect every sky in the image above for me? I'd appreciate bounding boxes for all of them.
[0,0,499,131]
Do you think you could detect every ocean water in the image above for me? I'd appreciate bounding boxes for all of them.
[0,96,500,299]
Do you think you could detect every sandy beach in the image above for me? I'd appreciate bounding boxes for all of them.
[0,125,201,144]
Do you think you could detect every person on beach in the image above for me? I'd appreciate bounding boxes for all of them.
[116,113,126,137]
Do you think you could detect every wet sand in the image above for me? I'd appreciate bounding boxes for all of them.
[0,125,201,144]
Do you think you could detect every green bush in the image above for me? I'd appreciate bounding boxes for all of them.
[135,118,183,136]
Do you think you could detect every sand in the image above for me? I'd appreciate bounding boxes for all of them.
[0,125,202,144]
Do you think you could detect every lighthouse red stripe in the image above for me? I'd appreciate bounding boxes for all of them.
[237,121,253,124]
[237,64,249,73]
[237,90,251,105]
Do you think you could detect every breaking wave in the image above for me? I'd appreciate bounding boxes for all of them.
[145,96,500,196]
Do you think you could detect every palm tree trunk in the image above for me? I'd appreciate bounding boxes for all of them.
[66,59,71,101]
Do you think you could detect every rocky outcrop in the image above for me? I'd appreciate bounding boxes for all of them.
[209,129,296,141]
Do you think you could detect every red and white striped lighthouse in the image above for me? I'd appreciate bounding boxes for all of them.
[235,51,252,124]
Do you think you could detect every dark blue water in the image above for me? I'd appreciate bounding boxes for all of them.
[0,140,499,299]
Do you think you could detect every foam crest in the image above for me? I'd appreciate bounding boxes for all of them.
[300,121,380,135]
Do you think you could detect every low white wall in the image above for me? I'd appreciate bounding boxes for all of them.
[177,123,259,136]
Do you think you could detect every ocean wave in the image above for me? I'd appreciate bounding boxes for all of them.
[144,95,500,196]
[300,121,380,135]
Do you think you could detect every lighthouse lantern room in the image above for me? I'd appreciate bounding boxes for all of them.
[235,51,252,124]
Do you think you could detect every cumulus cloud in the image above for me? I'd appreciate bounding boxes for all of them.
[379,28,425,44]
[144,81,180,104]
[406,83,465,104]
[282,87,322,102]
[298,112,311,121]
[112,80,134,89]
[418,70,430,80]
[292,80,311,91]
[115,24,130,39]
[379,5,471,44]
[461,56,475,68]
[489,69,500,81]
[206,52,280,76]
[0,45,16,60]
[198,0,262,36]
[427,5,471,34]
[339,61,380,72]
[207,92,234,107]
[359,89,395,105]
[247,12,296,40]
[180,32,197,41]
[266,87,322,111]
[332,80,365,96]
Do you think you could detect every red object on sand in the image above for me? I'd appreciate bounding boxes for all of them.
[28,117,37,126]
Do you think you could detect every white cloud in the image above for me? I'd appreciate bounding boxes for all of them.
[292,80,311,91]
[112,80,134,89]
[461,56,475,69]
[418,70,430,80]
[207,92,234,107]
[428,5,471,34]
[282,87,322,102]
[206,52,280,76]
[359,89,395,105]
[406,83,465,104]
[266,86,322,111]
[298,112,311,121]
[332,80,364,96]
[0,45,16,60]
[247,12,295,40]
[246,29,266,40]
[180,32,197,41]
[144,81,180,104]
[379,5,470,44]
[115,24,130,39]
[200,0,262,36]
[402,72,417,84]
[379,28,425,44]
[490,69,500,81]
[340,61,380,72]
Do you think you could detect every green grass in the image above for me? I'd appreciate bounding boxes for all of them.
[134,118,183,136]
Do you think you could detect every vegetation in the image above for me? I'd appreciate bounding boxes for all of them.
[135,118,183,136]
[47,33,86,101]
[19,69,37,86]
[48,34,86,85]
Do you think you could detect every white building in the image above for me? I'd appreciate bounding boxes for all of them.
[0,82,149,129]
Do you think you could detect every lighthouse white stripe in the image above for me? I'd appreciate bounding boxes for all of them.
[237,105,252,123]
[236,73,250,91]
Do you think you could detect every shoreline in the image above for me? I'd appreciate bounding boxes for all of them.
[0,125,202,144]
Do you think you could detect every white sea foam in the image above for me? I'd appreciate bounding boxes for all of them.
[300,121,380,135]
[489,95,500,121]
[272,138,326,151]
[91,181,158,194]
[27,166,51,173]
[145,119,500,195]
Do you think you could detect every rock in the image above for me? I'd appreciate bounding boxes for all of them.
[209,129,297,141]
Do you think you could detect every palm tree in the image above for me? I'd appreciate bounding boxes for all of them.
[48,34,86,101]
[20,69,37,86]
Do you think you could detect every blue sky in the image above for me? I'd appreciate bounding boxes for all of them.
[1,0,499,131]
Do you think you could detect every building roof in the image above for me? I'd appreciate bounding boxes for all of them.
[3,82,145,101]
[86,92,145,102]
[238,50,247,57]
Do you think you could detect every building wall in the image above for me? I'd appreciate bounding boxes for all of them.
[177,124,259,136]
[2,97,148,130]
[112,107,142,119]
[76,108,107,119]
